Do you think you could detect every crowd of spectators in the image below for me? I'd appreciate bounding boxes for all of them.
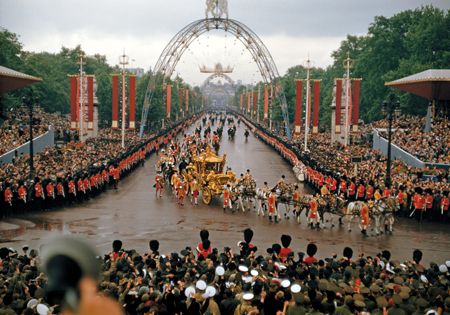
[0,106,70,156]
[374,116,449,164]
[1,230,450,315]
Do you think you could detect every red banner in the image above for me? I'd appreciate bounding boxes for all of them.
[185,89,189,113]
[87,76,94,130]
[166,84,172,118]
[335,79,342,133]
[129,75,136,129]
[352,79,360,128]
[247,92,251,114]
[294,80,302,134]
[253,90,257,115]
[112,75,119,129]
[70,76,78,129]
[240,93,243,111]
[264,85,269,119]
[312,80,320,133]
[179,88,184,113]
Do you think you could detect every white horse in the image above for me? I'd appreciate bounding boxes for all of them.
[255,188,268,216]
[345,201,366,232]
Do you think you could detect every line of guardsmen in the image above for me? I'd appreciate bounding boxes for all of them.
[0,115,200,218]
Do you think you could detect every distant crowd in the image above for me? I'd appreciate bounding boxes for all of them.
[375,116,449,164]
[0,106,69,156]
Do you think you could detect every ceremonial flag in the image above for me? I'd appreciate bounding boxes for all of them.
[352,79,361,131]
[112,75,119,129]
[263,85,269,119]
[129,75,136,129]
[87,76,94,130]
[253,90,258,115]
[70,76,78,129]
[166,84,172,119]
[335,79,342,133]
[179,88,184,113]
[295,80,302,134]
[312,80,321,133]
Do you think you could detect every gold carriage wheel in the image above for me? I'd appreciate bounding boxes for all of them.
[202,187,212,205]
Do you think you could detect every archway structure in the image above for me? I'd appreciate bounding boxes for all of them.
[140,17,291,139]
[201,72,235,89]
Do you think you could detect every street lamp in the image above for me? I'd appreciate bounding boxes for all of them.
[24,93,35,181]
[382,94,401,188]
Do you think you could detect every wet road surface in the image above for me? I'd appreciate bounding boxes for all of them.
[1,120,449,264]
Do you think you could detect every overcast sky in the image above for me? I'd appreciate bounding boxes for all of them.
[1,0,448,85]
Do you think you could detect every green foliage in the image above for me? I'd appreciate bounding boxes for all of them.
[275,6,449,128]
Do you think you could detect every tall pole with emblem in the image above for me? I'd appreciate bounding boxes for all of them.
[119,51,129,149]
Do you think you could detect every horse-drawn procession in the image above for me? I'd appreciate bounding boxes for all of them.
[154,113,400,237]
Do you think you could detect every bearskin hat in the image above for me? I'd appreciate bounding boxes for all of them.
[281,234,292,248]
[112,240,122,252]
[200,229,209,241]
[243,228,254,243]
[149,240,159,252]
[306,243,318,257]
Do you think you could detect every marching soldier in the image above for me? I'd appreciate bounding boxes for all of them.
[68,177,77,202]
[308,194,320,229]
[441,191,449,222]
[268,189,278,223]
[45,180,55,209]
[412,188,425,221]
[223,184,231,212]
[154,173,164,198]
[347,179,356,201]
[360,201,370,236]
[397,186,406,217]
[177,179,186,206]
[77,177,85,201]
[34,178,45,211]
[190,178,199,205]
[366,181,374,200]
[17,181,27,214]
[292,185,301,223]
[339,178,347,196]
[3,184,13,216]
[357,181,365,201]
[56,179,65,207]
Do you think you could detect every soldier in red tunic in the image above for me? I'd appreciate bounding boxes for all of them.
[268,189,278,223]
[279,234,293,262]
[223,184,231,212]
[360,202,370,236]
[154,173,164,198]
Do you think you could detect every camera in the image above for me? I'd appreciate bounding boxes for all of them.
[41,235,100,311]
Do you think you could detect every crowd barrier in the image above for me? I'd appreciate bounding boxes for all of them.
[0,126,55,165]
[372,128,449,170]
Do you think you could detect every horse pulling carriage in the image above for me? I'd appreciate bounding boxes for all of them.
[182,146,236,205]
